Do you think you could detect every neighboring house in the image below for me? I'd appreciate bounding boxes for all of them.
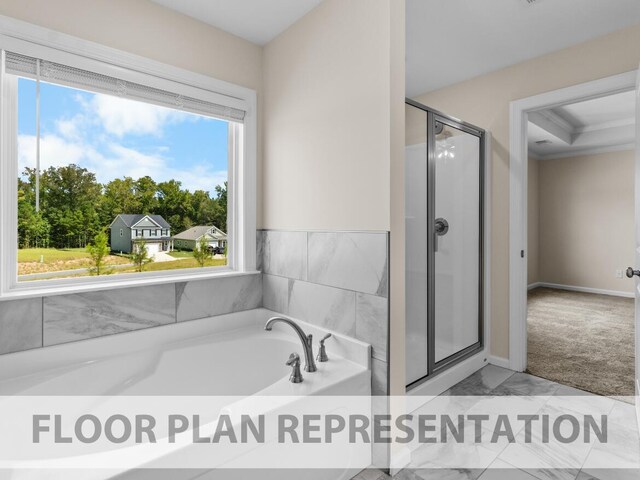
[172,225,227,251]
[109,214,172,254]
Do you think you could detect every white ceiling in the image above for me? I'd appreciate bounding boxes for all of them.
[407,0,640,97]
[527,90,636,159]
[150,0,322,45]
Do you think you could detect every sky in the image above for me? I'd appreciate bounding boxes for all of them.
[17,77,229,196]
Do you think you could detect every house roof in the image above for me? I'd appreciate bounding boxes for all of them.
[111,214,171,229]
[173,225,227,241]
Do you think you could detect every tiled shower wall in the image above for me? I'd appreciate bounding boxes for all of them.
[258,230,390,395]
[0,274,262,355]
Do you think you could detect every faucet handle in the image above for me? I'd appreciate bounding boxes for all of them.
[286,353,303,383]
[286,352,300,366]
[317,333,332,362]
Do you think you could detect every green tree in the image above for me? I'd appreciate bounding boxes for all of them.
[99,177,140,226]
[214,182,227,212]
[42,165,101,248]
[192,236,212,267]
[17,164,229,256]
[19,167,45,210]
[213,182,228,232]
[130,240,153,272]
[191,190,216,225]
[18,187,50,248]
[86,231,112,275]
[134,176,159,214]
[157,180,194,233]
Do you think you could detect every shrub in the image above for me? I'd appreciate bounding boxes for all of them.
[86,231,112,275]
[192,237,212,267]
[130,241,153,272]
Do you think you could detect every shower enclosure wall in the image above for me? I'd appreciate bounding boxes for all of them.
[405,99,485,389]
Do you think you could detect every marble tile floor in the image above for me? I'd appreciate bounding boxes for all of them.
[352,366,640,480]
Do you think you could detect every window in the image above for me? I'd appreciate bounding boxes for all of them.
[0,27,256,297]
[12,64,233,282]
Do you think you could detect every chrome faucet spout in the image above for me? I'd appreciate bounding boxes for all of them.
[265,316,317,372]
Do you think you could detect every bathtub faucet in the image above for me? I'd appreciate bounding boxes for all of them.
[264,316,317,373]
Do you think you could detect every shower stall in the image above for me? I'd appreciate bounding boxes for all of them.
[405,99,486,389]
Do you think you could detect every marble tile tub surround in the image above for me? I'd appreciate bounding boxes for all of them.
[0,298,42,355]
[259,230,389,296]
[259,229,390,395]
[308,232,389,296]
[44,283,176,346]
[263,275,390,362]
[0,273,262,354]
[176,274,262,322]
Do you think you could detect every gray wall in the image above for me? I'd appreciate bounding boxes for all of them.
[258,229,390,396]
[110,216,132,254]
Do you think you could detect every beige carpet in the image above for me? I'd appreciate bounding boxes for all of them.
[527,287,635,398]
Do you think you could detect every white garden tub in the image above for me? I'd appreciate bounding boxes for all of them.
[0,308,372,480]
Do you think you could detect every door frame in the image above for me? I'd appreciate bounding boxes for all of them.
[508,70,638,373]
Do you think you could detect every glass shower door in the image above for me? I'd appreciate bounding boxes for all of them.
[431,116,483,370]
[405,99,485,389]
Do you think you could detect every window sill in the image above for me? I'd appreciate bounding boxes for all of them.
[0,268,261,301]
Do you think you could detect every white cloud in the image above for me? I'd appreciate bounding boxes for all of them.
[18,134,85,173]
[177,165,228,194]
[90,94,187,138]
[19,133,225,193]
[56,116,83,141]
[18,89,226,194]
[94,143,227,193]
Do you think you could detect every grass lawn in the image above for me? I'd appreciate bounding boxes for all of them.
[23,257,229,281]
[18,247,130,275]
[168,250,195,259]
[18,248,90,263]
[121,257,227,273]
[17,247,227,278]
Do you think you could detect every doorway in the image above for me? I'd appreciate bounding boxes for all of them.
[509,71,638,399]
[526,91,636,396]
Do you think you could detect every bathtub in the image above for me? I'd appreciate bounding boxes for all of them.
[0,308,372,479]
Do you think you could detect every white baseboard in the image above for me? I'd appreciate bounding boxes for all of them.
[488,355,511,369]
[527,282,633,299]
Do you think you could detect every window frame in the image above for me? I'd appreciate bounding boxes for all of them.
[0,16,257,299]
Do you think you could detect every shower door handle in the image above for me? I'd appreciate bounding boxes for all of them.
[434,218,449,253]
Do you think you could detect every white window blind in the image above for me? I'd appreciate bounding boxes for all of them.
[4,51,246,123]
